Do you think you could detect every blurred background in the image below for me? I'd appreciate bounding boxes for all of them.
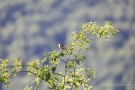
[0,0,135,90]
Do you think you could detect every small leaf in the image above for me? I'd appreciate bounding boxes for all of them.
[59,52,65,57]
[68,61,74,68]
[51,66,56,73]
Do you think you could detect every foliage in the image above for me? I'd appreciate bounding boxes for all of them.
[0,21,118,90]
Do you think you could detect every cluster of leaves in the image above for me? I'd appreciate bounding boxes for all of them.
[0,21,118,90]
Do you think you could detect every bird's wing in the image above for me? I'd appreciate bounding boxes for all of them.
[61,44,64,47]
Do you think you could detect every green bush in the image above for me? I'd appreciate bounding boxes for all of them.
[0,21,118,90]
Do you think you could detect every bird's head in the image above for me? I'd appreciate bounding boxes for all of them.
[58,41,61,44]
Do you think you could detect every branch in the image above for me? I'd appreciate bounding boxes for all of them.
[59,58,66,63]
[35,79,42,90]
[1,65,30,69]
[54,72,65,77]
[10,70,39,77]
[70,48,82,90]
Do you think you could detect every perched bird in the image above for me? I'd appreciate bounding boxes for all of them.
[58,41,66,50]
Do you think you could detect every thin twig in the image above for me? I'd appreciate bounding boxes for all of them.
[2,65,30,69]
[54,72,65,77]
[63,61,67,89]
[70,48,82,90]
[10,70,38,77]
[63,54,71,89]
[59,58,66,63]
[35,79,42,90]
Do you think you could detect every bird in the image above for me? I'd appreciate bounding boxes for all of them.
[58,41,66,50]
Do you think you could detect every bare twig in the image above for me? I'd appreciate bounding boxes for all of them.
[2,65,30,69]
[59,58,66,63]
[10,70,38,77]
[54,72,65,77]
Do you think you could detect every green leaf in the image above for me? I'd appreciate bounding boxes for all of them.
[12,68,17,74]
[51,66,56,73]
[45,72,51,82]
[68,61,74,68]
[85,68,96,79]
[59,52,65,57]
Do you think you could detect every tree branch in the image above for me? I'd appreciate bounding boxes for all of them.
[35,79,42,90]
